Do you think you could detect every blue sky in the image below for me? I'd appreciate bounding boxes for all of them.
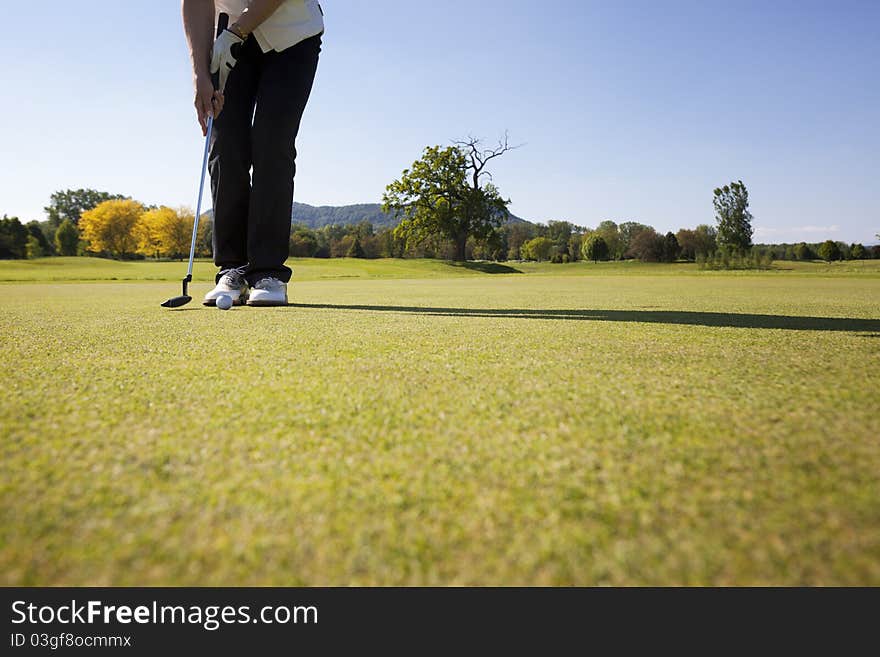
[1,0,877,243]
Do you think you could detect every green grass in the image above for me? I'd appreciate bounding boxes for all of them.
[1,258,879,585]
[3,255,879,282]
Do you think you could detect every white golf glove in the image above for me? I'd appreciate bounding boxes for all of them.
[210,29,244,93]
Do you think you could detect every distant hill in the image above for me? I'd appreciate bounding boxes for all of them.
[291,202,530,229]
[202,203,531,229]
[292,202,397,228]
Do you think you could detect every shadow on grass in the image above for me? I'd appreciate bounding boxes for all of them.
[285,303,880,332]
[446,262,523,274]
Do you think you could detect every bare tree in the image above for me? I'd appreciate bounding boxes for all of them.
[453,132,523,192]
[385,133,521,261]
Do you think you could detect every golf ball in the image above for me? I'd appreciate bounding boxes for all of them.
[216,295,233,310]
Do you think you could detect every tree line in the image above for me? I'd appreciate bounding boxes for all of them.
[279,218,879,264]
[2,162,878,263]
[0,190,210,260]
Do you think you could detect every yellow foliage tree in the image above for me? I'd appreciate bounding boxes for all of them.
[134,207,167,259]
[79,199,143,258]
[134,206,196,260]
[162,207,195,260]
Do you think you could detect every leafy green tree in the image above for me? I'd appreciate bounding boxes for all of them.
[676,228,697,260]
[347,236,366,258]
[817,240,842,262]
[384,136,514,261]
[35,221,57,254]
[26,220,53,255]
[375,228,401,258]
[45,188,126,227]
[360,233,385,259]
[850,243,866,260]
[321,223,349,245]
[627,228,664,262]
[0,215,29,259]
[619,221,653,258]
[694,224,717,257]
[54,219,80,256]
[794,242,815,260]
[351,219,374,239]
[568,233,583,262]
[331,234,355,258]
[470,229,505,261]
[676,224,716,260]
[713,180,753,254]
[521,236,554,261]
[582,234,609,262]
[504,222,535,260]
[195,216,212,258]
[546,220,574,257]
[594,221,622,259]
[26,235,45,258]
[289,227,318,257]
[662,231,680,262]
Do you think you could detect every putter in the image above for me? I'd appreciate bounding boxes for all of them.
[162,13,230,308]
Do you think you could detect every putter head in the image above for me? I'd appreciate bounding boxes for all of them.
[161,275,194,308]
[161,295,192,308]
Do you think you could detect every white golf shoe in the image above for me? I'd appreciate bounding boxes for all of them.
[247,277,288,306]
[203,271,249,306]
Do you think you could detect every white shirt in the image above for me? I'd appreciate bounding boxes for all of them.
[215,0,324,53]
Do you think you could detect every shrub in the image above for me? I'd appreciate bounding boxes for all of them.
[698,249,772,270]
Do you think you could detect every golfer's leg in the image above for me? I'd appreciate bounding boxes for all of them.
[246,35,321,284]
[209,38,260,280]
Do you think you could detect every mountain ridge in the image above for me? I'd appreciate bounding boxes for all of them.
[291,202,530,229]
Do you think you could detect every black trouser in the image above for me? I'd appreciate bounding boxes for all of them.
[209,34,321,285]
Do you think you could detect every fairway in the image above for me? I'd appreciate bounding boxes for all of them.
[1,258,879,585]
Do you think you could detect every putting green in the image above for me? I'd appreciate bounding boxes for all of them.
[1,258,878,584]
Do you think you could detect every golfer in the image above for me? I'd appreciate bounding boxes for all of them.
[182,0,323,306]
